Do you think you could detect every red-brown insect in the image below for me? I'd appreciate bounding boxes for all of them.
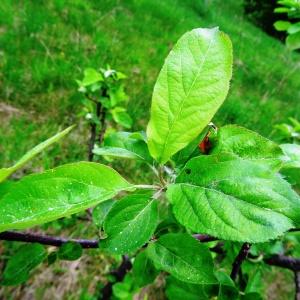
[198,133,212,154]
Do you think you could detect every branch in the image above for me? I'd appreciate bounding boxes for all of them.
[264,254,300,272]
[98,88,108,145]
[2,231,300,273]
[193,234,218,243]
[98,106,107,145]
[0,231,98,248]
[230,242,251,281]
[100,255,132,300]
[294,271,300,300]
[88,101,101,161]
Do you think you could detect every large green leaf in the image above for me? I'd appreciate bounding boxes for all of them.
[102,193,158,254]
[167,154,300,242]
[0,162,132,232]
[0,126,74,183]
[211,125,283,163]
[147,27,233,164]
[147,233,217,284]
[2,244,46,285]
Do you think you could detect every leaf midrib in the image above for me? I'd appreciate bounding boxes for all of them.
[160,31,215,161]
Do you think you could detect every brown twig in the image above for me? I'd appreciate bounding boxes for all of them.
[88,101,101,161]
[294,271,300,300]
[100,255,132,300]
[98,106,107,145]
[0,231,98,248]
[230,242,251,281]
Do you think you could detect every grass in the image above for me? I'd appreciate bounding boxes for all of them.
[0,0,300,170]
[0,0,300,299]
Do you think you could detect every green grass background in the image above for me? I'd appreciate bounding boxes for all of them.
[0,0,299,299]
[0,0,300,171]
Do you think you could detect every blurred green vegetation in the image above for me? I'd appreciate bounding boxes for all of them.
[0,0,299,172]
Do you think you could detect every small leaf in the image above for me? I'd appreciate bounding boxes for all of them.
[147,27,233,163]
[58,242,83,261]
[286,32,300,50]
[274,20,291,31]
[280,143,300,188]
[2,244,46,285]
[82,68,103,86]
[111,107,133,129]
[147,233,217,284]
[0,162,132,232]
[274,7,290,13]
[92,199,115,228]
[132,251,159,287]
[287,21,300,34]
[47,252,58,265]
[0,126,74,183]
[94,131,152,162]
[102,193,158,254]
[93,146,140,160]
[109,85,128,107]
[167,154,300,242]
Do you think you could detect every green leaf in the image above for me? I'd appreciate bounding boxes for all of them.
[274,7,291,13]
[286,32,300,50]
[0,125,74,183]
[47,252,58,265]
[167,154,300,242]
[112,273,138,299]
[93,146,139,160]
[132,251,159,287]
[58,242,83,261]
[109,85,129,107]
[2,244,46,285]
[147,233,217,284]
[274,20,291,31]
[94,131,152,162]
[147,27,233,164]
[172,126,210,167]
[215,271,239,300]
[0,162,132,232]
[111,107,133,129]
[280,144,300,188]
[102,193,158,254]
[210,125,283,169]
[81,68,103,86]
[0,181,13,199]
[165,276,211,300]
[288,21,300,34]
[92,199,115,228]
